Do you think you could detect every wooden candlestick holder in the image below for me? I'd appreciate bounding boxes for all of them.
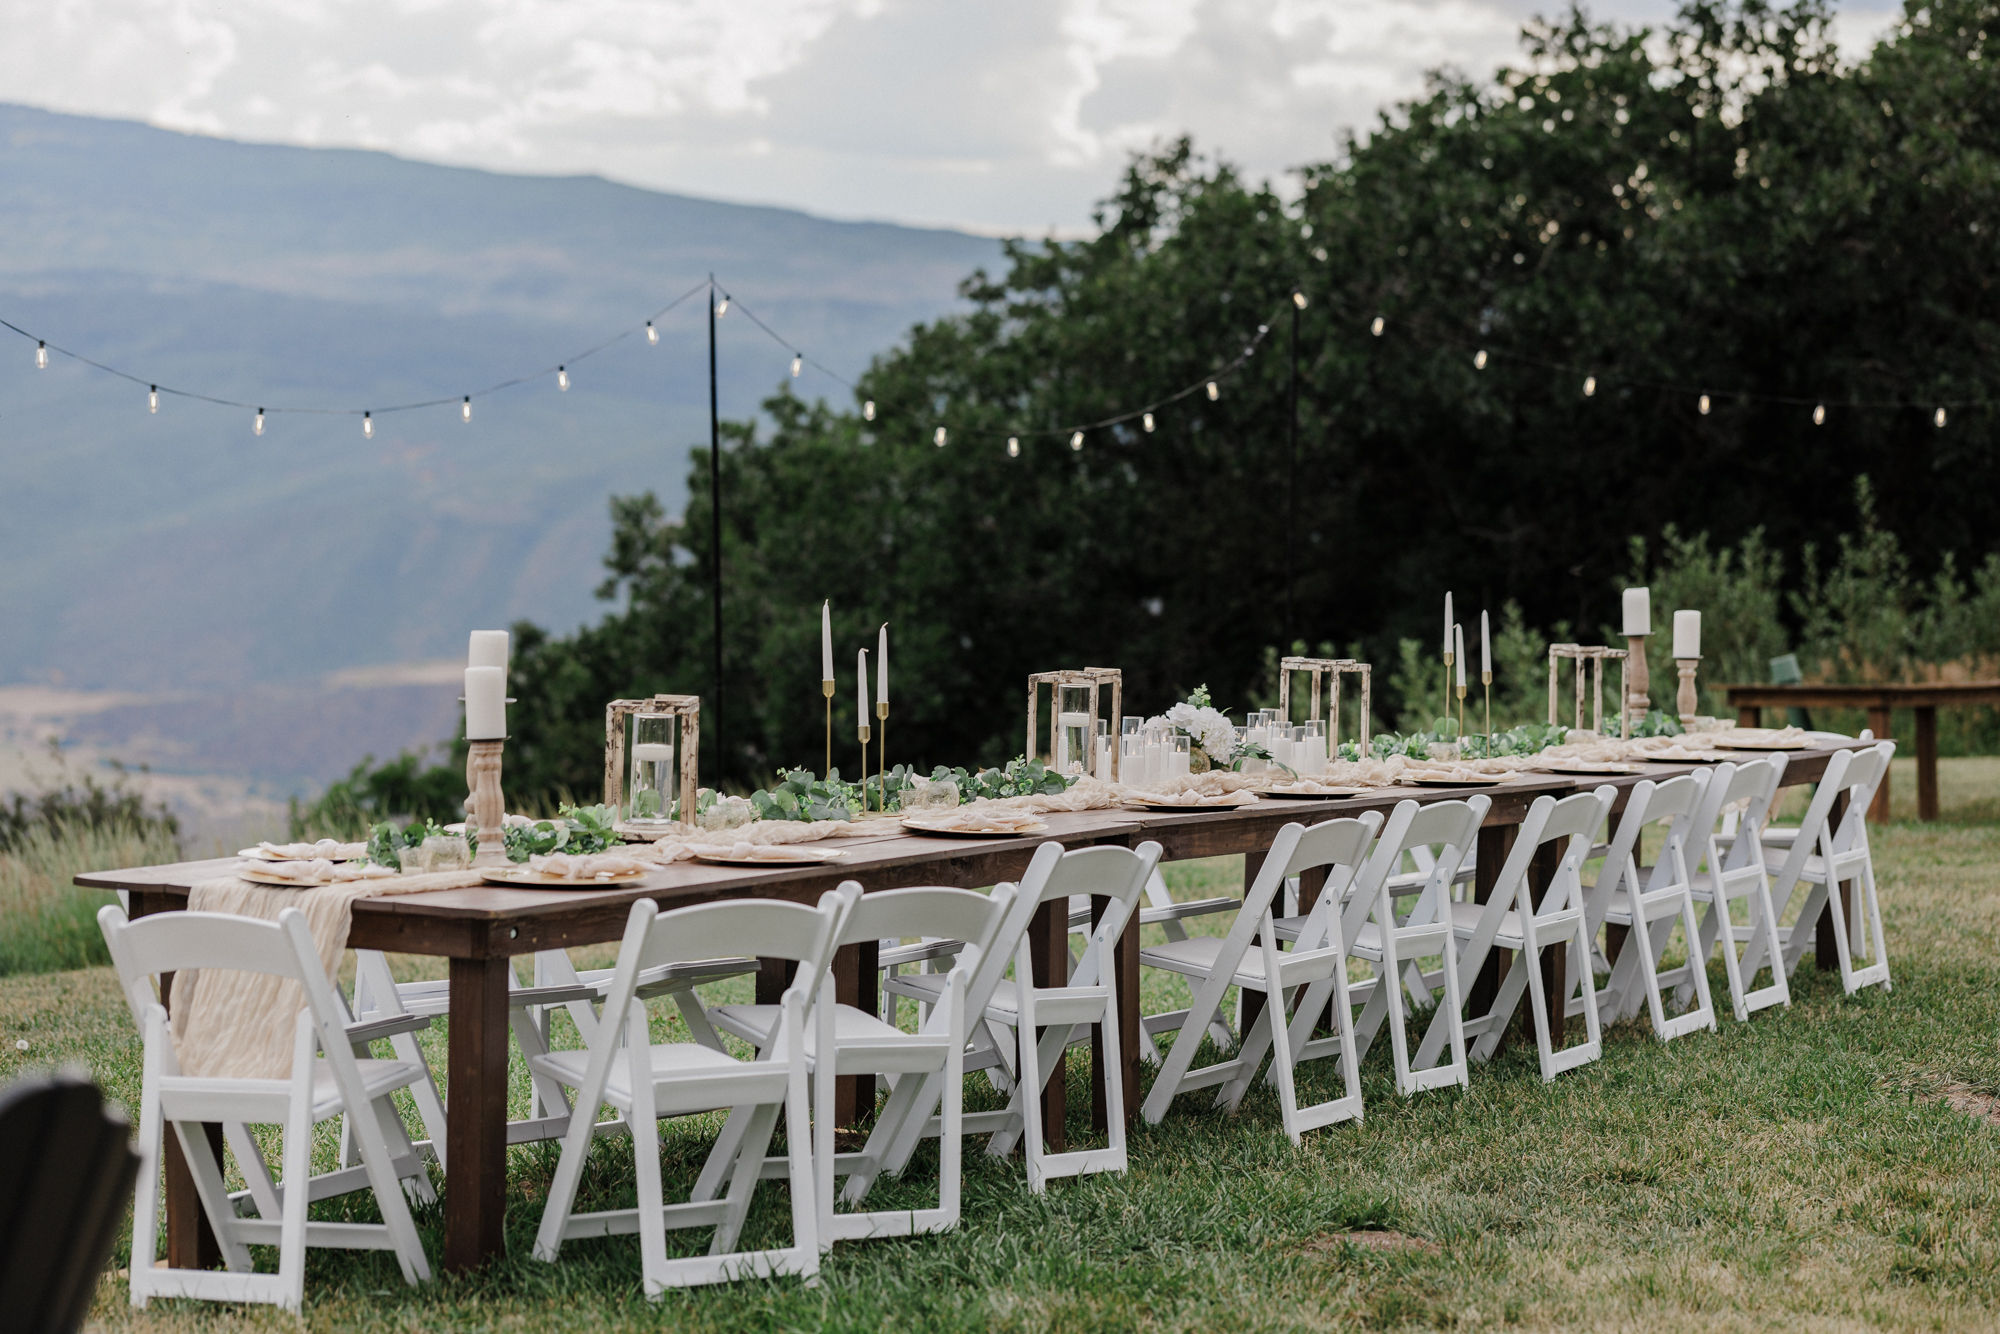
[1676,658,1701,725]
[467,739,509,868]
[1624,633,1651,738]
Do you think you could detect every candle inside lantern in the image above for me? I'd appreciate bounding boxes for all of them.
[876,624,889,705]
[1454,624,1466,687]
[1673,610,1702,658]
[857,648,869,732]
[821,601,834,682]
[465,666,506,740]
[1622,587,1652,637]
[1056,710,1091,775]
[467,630,509,674]
[1480,610,1491,675]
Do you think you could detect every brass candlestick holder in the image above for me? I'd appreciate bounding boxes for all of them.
[1625,634,1650,738]
[1442,649,1454,734]
[1676,657,1701,725]
[467,739,508,869]
[858,721,872,811]
[822,679,835,778]
[876,701,888,807]
[1482,669,1493,756]
[1455,680,1467,747]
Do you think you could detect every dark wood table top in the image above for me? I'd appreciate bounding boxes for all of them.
[79,743,1866,958]
[1724,681,2000,708]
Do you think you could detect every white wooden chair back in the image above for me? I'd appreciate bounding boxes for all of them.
[1717,753,1788,872]
[1584,773,1718,1040]
[1340,795,1489,949]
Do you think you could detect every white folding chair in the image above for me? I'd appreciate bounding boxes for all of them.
[348,946,755,1163]
[1578,774,1718,1041]
[1423,787,1615,1081]
[1756,741,1895,994]
[99,906,433,1313]
[530,887,855,1294]
[1668,758,1791,1021]
[1140,813,1381,1141]
[1296,797,1487,1097]
[706,884,1016,1247]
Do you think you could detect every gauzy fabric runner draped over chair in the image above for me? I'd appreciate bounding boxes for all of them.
[169,870,484,1079]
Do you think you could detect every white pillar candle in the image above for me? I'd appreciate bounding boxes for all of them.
[1480,610,1491,675]
[1673,610,1702,658]
[821,601,833,682]
[465,666,506,740]
[1444,592,1454,656]
[857,649,868,733]
[1095,736,1112,782]
[877,623,889,705]
[1622,587,1652,637]
[468,630,509,674]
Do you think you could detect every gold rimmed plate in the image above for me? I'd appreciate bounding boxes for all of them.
[1397,775,1505,788]
[1535,761,1643,776]
[1121,796,1261,812]
[1716,740,1811,752]
[484,867,652,888]
[687,847,849,868]
[900,817,1050,839]
[1252,784,1371,800]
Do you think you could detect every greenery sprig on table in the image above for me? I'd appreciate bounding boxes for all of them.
[365,803,620,868]
[747,756,1074,824]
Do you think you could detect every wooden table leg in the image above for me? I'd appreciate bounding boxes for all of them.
[832,940,879,1123]
[1916,706,1939,822]
[1468,827,1512,1021]
[1529,843,1565,1047]
[1817,793,1849,972]
[1867,706,1893,823]
[1238,852,1268,1035]
[1089,895,1141,1134]
[444,954,511,1274]
[1026,898,1067,1153]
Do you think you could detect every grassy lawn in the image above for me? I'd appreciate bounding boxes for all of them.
[7,759,2000,1330]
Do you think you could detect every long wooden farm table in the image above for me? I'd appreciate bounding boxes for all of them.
[78,741,1866,1274]
[1725,681,2000,822]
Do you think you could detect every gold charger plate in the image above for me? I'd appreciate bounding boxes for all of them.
[1535,762,1643,776]
[1253,785,1371,799]
[688,847,848,868]
[900,817,1050,839]
[1716,740,1811,751]
[238,865,391,888]
[1121,796,1261,812]
[484,867,652,888]
[1398,776,1504,787]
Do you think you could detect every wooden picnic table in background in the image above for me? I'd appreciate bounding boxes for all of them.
[77,741,1865,1275]
[1724,682,2000,821]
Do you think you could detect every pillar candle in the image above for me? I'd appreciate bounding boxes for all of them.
[857,649,868,731]
[1455,624,1466,687]
[465,666,506,740]
[1622,587,1652,637]
[467,630,509,674]
[876,623,889,705]
[821,601,833,682]
[1480,610,1491,675]
[1673,610,1701,658]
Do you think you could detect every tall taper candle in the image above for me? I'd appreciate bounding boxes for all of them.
[1673,610,1702,659]
[1480,610,1491,676]
[857,649,869,735]
[821,600,834,682]
[1622,587,1651,637]
[465,666,506,740]
[1443,592,1454,655]
[1455,624,1466,687]
[467,630,509,674]
[877,623,889,705]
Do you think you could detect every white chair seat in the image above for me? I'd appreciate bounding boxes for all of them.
[531,1042,782,1116]
[1448,899,1527,948]
[711,1001,903,1051]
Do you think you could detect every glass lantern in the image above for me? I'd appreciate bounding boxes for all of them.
[625,711,679,830]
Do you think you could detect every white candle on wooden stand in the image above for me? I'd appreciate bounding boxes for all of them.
[821,601,834,682]
[467,630,509,674]
[465,666,506,740]
[876,624,889,705]
[1622,588,1652,637]
[1673,610,1702,658]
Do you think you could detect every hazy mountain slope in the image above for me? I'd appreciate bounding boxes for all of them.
[0,104,1003,691]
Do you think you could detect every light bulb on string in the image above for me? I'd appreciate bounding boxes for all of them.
[148,385,158,414]
[1142,412,1155,433]
[1070,430,1084,451]
[715,294,729,317]
[933,426,947,447]
[1812,403,1825,425]
[790,354,802,378]
[462,396,472,422]
[557,366,569,391]
[1583,375,1596,397]
[1007,437,1020,458]
[1370,315,1385,336]
[645,321,658,345]
[1206,380,1219,401]
[1473,349,1488,370]
[1291,290,1307,310]
[363,411,374,438]
[1935,406,1948,428]
[35,341,47,370]
[253,408,264,437]
[1698,393,1711,415]
[862,400,875,422]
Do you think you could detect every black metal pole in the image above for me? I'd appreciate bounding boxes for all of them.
[708,276,725,774]
[1287,294,1300,647]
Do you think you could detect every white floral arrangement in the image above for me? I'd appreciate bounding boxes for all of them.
[1156,685,1272,772]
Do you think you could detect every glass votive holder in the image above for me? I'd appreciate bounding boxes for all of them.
[698,794,756,831]
[904,775,961,812]
[1171,734,1191,776]
[625,711,678,830]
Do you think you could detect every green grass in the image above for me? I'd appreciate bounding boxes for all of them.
[0,819,181,977]
[9,760,2000,1330]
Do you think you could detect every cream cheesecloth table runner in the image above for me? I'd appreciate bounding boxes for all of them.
[170,869,483,1079]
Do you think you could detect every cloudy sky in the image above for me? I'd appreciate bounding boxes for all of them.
[1,0,1902,234]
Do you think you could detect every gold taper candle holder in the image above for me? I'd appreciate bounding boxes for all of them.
[822,679,835,778]
[1455,681,1467,746]
[1676,657,1701,725]
[1482,670,1492,757]
[876,700,889,807]
[467,738,509,868]
[858,722,872,811]
[1442,650,1455,733]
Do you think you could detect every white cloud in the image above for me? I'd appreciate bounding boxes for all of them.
[0,0,1908,232]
